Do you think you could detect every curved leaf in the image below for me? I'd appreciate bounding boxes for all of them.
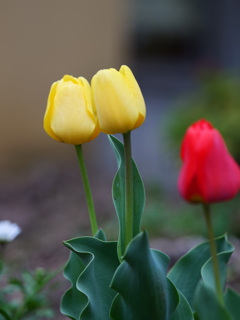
[61,251,88,320]
[171,291,194,320]
[61,229,107,319]
[224,288,240,320]
[108,135,145,260]
[194,281,233,320]
[64,236,119,320]
[94,228,107,241]
[168,234,233,308]
[110,231,179,320]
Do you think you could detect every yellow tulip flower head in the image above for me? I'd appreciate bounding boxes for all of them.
[91,65,146,134]
[44,75,100,145]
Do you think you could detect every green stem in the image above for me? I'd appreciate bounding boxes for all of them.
[0,242,6,261]
[123,132,133,252]
[75,145,98,235]
[13,262,66,320]
[203,204,224,305]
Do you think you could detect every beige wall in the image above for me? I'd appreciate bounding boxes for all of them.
[0,1,130,172]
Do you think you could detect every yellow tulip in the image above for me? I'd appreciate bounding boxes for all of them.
[44,75,100,145]
[91,65,146,134]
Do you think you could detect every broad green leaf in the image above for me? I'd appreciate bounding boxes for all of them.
[60,230,106,319]
[168,234,233,308]
[60,251,88,320]
[110,231,179,320]
[64,236,119,320]
[224,287,240,320]
[171,291,194,320]
[108,135,145,260]
[194,281,233,320]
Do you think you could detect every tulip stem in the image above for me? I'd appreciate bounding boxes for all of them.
[203,204,224,305]
[75,145,98,236]
[123,131,133,252]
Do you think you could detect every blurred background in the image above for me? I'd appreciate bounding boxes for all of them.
[1,0,240,318]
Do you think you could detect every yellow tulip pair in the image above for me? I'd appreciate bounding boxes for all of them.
[44,66,146,145]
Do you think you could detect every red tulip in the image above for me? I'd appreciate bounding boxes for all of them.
[178,119,240,203]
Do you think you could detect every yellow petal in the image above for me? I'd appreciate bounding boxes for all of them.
[133,113,145,130]
[92,69,139,134]
[50,81,97,144]
[62,74,79,84]
[120,65,146,120]
[78,77,96,120]
[44,81,62,142]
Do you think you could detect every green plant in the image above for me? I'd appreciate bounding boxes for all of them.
[60,135,240,320]
[0,262,61,320]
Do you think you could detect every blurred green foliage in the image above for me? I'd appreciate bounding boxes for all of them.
[0,263,55,320]
[142,186,240,239]
[168,71,240,162]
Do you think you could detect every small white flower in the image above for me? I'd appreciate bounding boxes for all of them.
[0,220,21,243]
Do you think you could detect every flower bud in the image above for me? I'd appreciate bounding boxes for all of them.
[44,75,100,145]
[91,65,146,134]
[178,119,240,203]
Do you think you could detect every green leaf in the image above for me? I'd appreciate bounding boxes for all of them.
[8,278,25,292]
[94,228,107,241]
[171,291,194,320]
[168,234,233,308]
[63,236,119,320]
[0,308,11,320]
[60,251,88,320]
[224,287,240,320]
[60,229,108,319]
[194,281,233,320]
[108,135,145,260]
[110,231,179,320]
[201,236,234,291]
[60,229,106,320]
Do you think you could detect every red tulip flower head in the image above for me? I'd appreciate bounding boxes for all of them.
[178,119,240,203]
